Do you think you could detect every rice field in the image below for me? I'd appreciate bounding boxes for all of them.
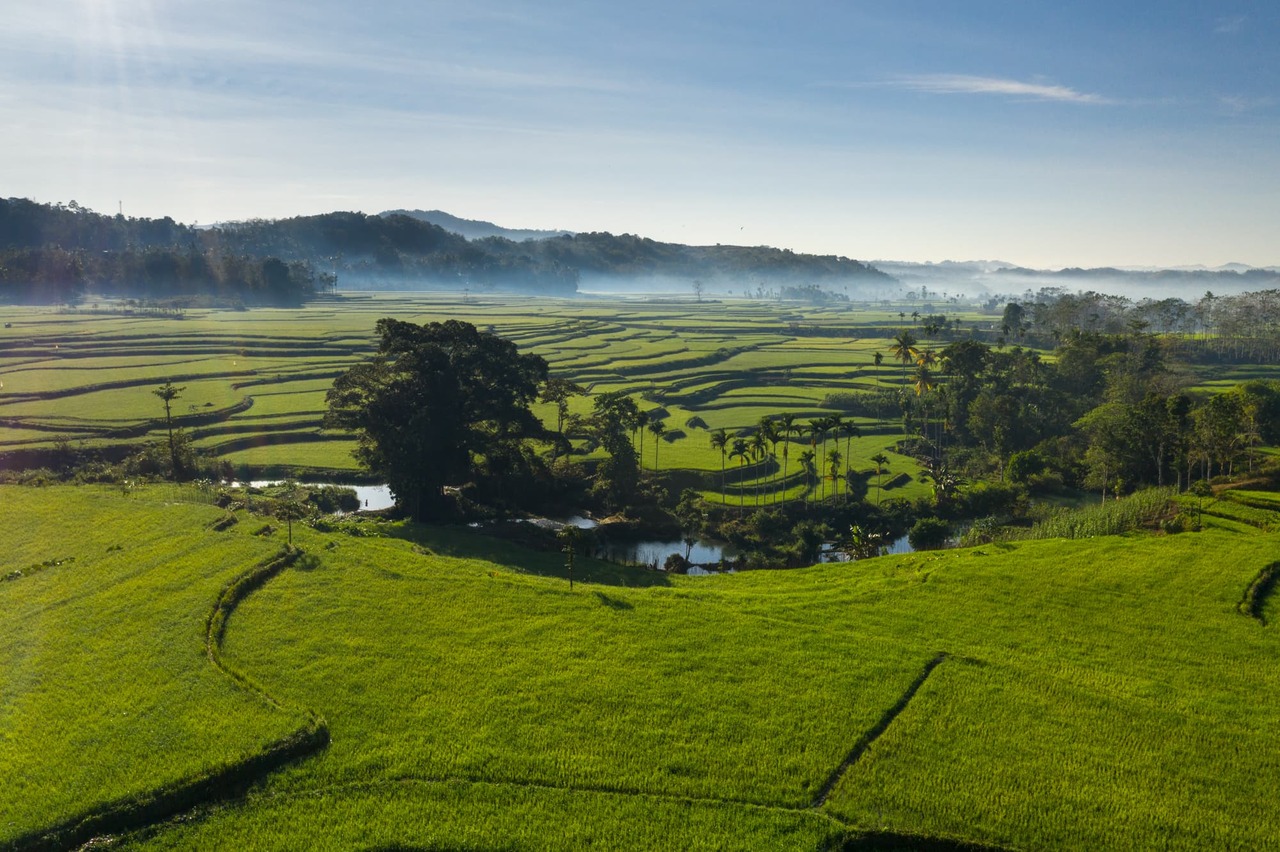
[3,485,1280,849]
[0,294,960,502]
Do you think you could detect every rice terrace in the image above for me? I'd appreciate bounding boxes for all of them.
[4,289,1280,851]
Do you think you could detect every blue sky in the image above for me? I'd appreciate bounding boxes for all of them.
[3,0,1277,267]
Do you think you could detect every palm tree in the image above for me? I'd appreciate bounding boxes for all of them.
[648,418,667,471]
[633,409,649,469]
[758,417,781,505]
[749,430,767,507]
[889,330,919,389]
[824,415,845,502]
[870,452,889,504]
[798,449,816,507]
[729,438,749,512]
[913,364,935,397]
[807,418,826,500]
[913,365,936,446]
[777,412,797,505]
[839,420,861,501]
[826,448,843,501]
[710,428,729,504]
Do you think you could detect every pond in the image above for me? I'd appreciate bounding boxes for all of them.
[246,481,395,511]
[242,483,916,563]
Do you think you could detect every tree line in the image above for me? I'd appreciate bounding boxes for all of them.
[866,324,1280,503]
[999,288,1280,362]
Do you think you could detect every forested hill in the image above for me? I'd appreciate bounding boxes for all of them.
[0,198,894,304]
[383,209,574,242]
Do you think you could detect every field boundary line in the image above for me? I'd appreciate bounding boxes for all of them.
[153,774,1013,851]
[811,652,949,808]
[1237,561,1279,625]
[7,546,329,852]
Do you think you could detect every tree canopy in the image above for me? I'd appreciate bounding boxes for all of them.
[324,318,548,520]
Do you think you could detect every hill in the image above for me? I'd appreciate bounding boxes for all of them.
[383,208,574,241]
[0,198,893,304]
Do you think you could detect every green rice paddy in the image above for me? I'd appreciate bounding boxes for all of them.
[3,485,1279,849]
[0,295,953,501]
[6,295,1280,849]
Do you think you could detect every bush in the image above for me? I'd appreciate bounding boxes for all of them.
[908,517,950,551]
[308,485,360,513]
[962,481,1024,518]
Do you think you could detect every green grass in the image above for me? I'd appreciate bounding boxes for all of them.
[6,484,1280,849]
[0,485,311,843]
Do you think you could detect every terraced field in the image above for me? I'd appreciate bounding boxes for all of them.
[0,295,965,500]
[3,484,1279,850]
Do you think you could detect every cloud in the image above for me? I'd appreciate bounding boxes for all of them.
[885,74,1110,104]
[1214,15,1247,34]
[1218,94,1275,115]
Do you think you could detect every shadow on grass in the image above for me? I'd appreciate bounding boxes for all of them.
[385,523,672,588]
[840,832,1012,851]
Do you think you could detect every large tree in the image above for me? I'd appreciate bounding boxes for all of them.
[324,318,548,520]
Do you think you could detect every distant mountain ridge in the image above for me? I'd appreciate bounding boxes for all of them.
[0,198,894,302]
[382,209,573,242]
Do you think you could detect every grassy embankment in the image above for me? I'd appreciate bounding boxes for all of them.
[3,484,1279,850]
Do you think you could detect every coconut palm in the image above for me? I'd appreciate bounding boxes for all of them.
[888,330,919,388]
[913,364,935,397]
[710,428,729,504]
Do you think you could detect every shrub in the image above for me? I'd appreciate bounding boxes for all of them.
[308,486,360,514]
[962,481,1024,518]
[908,517,950,551]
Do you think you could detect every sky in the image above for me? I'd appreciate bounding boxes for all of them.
[3,0,1278,269]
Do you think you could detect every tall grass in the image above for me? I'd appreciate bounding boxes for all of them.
[1014,486,1177,540]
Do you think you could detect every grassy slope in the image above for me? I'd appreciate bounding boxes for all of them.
[21,502,1255,849]
[0,486,312,844]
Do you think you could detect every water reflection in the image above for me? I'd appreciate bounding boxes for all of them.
[245,480,395,511]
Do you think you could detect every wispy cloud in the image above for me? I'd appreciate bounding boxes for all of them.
[1214,15,1247,35]
[885,74,1111,104]
[1218,94,1275,115]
